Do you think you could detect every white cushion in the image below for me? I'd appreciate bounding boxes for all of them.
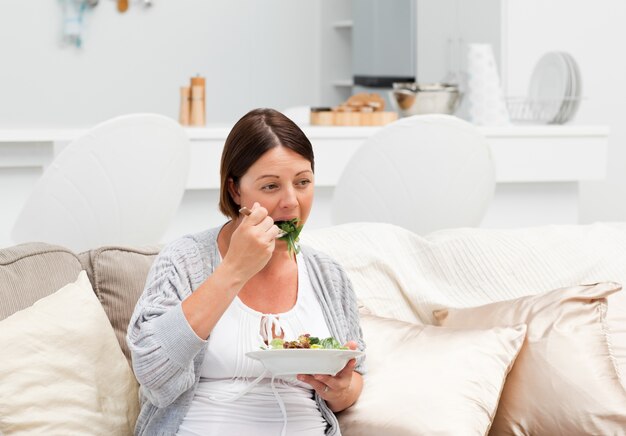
[0,271,139,434]
[338,312,526,435]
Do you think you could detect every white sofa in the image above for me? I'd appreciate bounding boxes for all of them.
[1,222,625,435]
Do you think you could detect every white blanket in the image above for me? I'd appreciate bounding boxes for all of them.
[303,222,626,325]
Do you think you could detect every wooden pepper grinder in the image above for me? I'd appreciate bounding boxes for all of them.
[117,0,129,12]
[189,75,206,126]
[179,87,191,126]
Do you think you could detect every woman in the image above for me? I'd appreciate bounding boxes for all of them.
[127,108,366,436]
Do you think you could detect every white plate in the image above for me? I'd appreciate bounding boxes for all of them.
[562,52,582,122]
[246,349,364,376]
[553,52,572,123]
[528,52,571,123]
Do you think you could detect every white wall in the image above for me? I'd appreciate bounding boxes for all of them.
[0,0,322,127]
[1,1,625,249]
[500,0,626,224]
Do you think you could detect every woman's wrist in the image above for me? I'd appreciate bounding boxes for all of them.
[326,371,363,413]
[216,258,250,291]
[326,382,355,413]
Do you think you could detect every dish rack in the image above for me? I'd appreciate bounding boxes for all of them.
[505,97,582,124]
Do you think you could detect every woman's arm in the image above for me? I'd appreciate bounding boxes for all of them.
[126,238,209,407]
[181,204,279,339]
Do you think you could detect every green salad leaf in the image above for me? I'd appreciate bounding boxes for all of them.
[319,337,347,350]
[276,218,303,255]
[261,333,348,350]
[269,338,285,349]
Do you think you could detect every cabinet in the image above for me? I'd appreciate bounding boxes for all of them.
[319,0,353,106]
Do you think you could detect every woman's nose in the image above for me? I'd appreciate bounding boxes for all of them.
[280,186,298,209]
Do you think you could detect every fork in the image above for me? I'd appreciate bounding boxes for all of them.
[239,207,287,238]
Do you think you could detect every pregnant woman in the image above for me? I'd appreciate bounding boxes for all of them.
[127,108,366,436]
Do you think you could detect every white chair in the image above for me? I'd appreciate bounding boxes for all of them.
[331,114,495,235]
[12,114,190,252]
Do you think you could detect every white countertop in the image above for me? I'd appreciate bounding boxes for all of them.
[0,123,610,186]
[0,124,611,142]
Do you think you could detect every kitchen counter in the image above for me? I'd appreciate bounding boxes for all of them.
[0,124,610,247]
[1,124,607,183]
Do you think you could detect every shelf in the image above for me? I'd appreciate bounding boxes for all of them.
[332,20,353,29]
[332,79,354,87]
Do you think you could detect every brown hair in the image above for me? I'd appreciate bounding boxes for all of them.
[219,108,315,219]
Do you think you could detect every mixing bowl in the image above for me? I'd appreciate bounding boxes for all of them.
[390,82,461,117]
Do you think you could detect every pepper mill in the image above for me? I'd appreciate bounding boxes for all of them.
[190,85,205,127]
[189,75,206,126]
[178,87,191,126]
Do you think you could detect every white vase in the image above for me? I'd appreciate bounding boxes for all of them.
[465,43,510,126]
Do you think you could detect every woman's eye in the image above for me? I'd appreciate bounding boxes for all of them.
[261,184,279,191]
[296,179,311,187]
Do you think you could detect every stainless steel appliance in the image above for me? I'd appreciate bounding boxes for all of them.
[352,0,416,110]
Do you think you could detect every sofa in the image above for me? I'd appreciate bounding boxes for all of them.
[1,222,626,435]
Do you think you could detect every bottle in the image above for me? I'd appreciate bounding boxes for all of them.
[179,86,191,126]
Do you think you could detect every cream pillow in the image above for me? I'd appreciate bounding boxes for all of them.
[435,282,626,435]
[607,287,626,390]
[0,271,139,435]
[338,312,526,436]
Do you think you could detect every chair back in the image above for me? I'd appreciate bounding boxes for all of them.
[12,114,190,252]
[331,114,495,235]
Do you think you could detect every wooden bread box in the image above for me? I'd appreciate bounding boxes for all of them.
[309,93,398,126]
[310,109,398,126]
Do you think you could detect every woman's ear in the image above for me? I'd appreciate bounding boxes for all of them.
[228,178,241,205]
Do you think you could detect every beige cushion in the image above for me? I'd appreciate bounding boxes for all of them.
[0,271,139,434]
[80,245,160,360]
[435,282,626,435]
[338,312,526,436]
[0,242,82,320]
[607,287,626,389]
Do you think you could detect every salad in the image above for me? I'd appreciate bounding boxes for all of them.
[275,218,303,255]
[264,333,349,350]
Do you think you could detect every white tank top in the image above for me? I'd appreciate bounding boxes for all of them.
[177,253,331,436]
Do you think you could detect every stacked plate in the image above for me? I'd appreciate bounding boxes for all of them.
[527,51,582,124]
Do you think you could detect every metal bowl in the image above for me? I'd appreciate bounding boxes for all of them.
[390,82,461,117]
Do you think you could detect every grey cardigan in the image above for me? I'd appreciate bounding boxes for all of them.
[127,226,366,436]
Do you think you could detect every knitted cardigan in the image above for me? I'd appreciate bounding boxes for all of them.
[127,226,366,436]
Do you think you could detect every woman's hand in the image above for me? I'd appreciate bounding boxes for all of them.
[297,340,363,412]
[223,202,280,281]
[181,203,280,340]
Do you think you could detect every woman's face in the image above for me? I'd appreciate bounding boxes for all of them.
[230,145,314,226]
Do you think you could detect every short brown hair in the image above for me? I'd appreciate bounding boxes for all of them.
[219,108,315,219]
